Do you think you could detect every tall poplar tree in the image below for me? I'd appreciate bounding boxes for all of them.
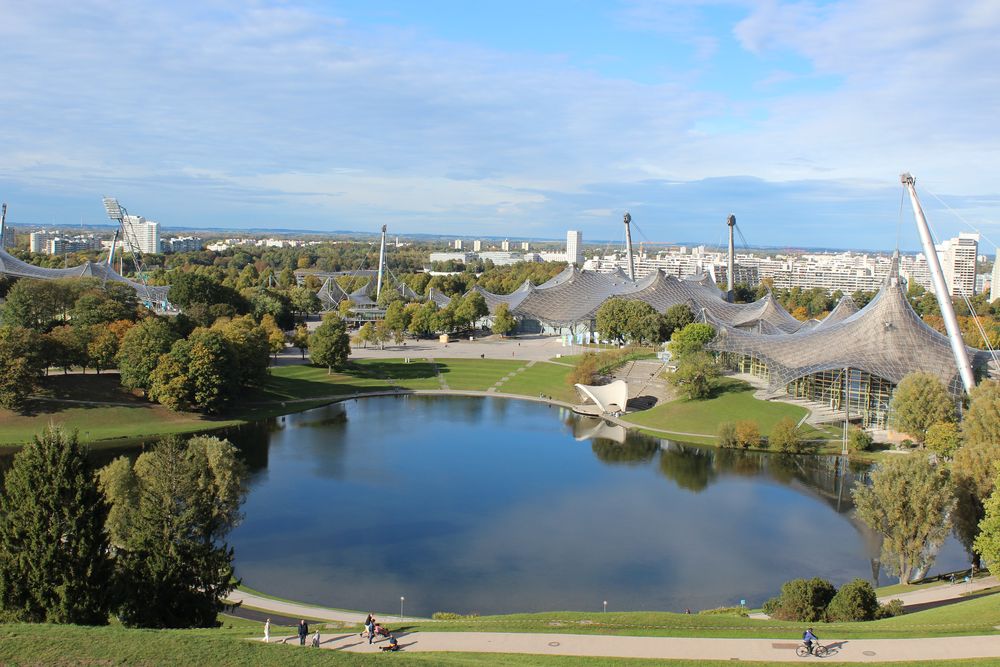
[0,427,114,624]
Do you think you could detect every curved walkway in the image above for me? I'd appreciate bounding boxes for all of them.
[267,630,1000,662]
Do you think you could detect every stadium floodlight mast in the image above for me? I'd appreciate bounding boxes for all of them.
[102,196,154,305]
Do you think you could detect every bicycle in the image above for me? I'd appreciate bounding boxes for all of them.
[796,643,829,658]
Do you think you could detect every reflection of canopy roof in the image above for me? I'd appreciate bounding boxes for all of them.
[472,266,803,332]
[709,269,990,395]
[574,379,629,413]
[0,248,170,302]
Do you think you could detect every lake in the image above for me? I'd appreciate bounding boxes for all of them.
[220,395,970,618]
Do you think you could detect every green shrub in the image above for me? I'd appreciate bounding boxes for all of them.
[761,596,780,616]
[769,577,836,622]
[735,420,761,449]
[770,416,801,453]
[718,421,738,448]
[825,578,879,621]
[924,421,961,458]
[847,427,874,453]
[698,606,747,617]
[876,599,905,619]
[568,353,600,386]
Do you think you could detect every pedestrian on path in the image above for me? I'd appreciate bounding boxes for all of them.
[312,629,321,647]
[298,619,309,645]
[263,618,270,642]
[366,616,375,644]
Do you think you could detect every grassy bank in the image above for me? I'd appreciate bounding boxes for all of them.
[405,592,1000,639]
[0,616,997,667]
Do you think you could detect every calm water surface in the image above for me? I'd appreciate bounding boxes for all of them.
[222,395,969,617]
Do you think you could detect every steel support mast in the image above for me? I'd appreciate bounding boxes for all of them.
[727,214,736,302]
[375,224,387,301]
[0,203,6,247]
[901,173,976,393]
[623,211,635,281]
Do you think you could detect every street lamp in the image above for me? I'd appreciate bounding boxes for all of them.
[603,600,607,613]
[400,596,405,621]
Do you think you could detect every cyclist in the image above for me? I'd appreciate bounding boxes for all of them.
[802,628,819,654]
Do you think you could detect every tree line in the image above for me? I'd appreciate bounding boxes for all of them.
[0,427,246,628]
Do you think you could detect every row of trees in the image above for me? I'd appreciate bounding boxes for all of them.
[0,428,245,627]
[596,299,695,346]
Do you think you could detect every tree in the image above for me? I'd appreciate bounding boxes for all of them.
[149,329,238,413]
[596,297,631,344]
[117,318,179,394]
[852,456,955,584]
[0,427,114,624]
[259,314,286,358]
[108,436,246,628]
[455,292,489,331]
[492,302,517,337]
[87,325,120,374]
[717,421,738,448]
[668,323,716,359]
[953,380,1000,561]
[310,313,350,373]
[668,351,720,399]
[408,301,438,337]
[383,301,410,344]
[770,417,801,453]
[661,304,694,339]
[567,353,599,386]
[925,422,961,458]
[735,419,762,449]
[70,283,139,326]
[825,579,879,622]
[847,426,874,453]
[212,315,270,388]
[974,466,1000,572]
[1,279,65,330]
[45,324,90,374]
[289,285,320,319]
[292,324,310,359]
[354,322,375,348]
[887,371,956,442]
[0,326,44,410]
[765,577,836,622]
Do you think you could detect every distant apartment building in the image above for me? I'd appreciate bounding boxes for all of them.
[473,240,483,252]
[429,251,474,264]
[122,215,161,255]
[521,241,530,251]
[991,256,1000,302]
[453,239,463,250]
[936,232,979,297]
[164,236,204,253]
[501,239,510,251]
[29,230,103,255]
[566,230,583,266]
[478,251,524,266]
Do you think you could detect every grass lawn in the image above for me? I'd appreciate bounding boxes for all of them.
[406,592,1000,639]
[623,377,808,439]
[0,616,996,666]
[499,361,578,403]
[437,359,525,391]
[0,374,243,448]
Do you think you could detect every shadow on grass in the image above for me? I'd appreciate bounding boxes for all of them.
[707,378,753,398]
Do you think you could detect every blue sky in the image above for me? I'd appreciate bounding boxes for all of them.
[1,0,998,251]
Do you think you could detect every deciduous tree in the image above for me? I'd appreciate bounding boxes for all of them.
[0,326,44,410]
[668,351,720,399]
[853,456,955,584]
[117,318,179,394]
[310,313,351,373]
[668,323,716,359]
[492,302,517,337]
[887,371,956,442]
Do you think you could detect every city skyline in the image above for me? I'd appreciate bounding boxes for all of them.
[1,1,998,252]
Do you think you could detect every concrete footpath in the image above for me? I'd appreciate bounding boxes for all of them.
[265,631,1000,662]
[226,590,422,624]
[877,576,998,608]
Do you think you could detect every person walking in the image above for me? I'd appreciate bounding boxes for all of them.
[366,615,375,645]
[311,628,321,647]
[263,618,270,643]
[298,619,309,646]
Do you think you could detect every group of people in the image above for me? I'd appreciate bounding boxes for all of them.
[260,618,322,647]
[363,613,400,651]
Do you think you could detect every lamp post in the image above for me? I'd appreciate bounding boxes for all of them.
[400,596,405,621]
[603,600,607,613]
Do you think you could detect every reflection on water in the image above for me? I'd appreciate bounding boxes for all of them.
[2,395,968,617]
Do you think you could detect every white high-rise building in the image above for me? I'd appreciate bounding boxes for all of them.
[936,232,979,297]
[453,239,463,250]
[991,255,1000,303]
[501,239,510,251]
[473,240,483,252]
[122,214,161,255]
[566,230,583,266]
[521,241,530,251]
